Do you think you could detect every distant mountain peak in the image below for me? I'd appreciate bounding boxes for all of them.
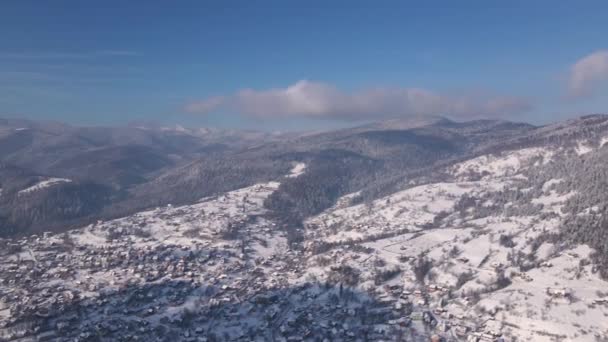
[359,115,451,131]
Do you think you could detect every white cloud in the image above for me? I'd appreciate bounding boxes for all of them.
[184,96,225,113]
[185,80,532,121]
[568,50,608,98]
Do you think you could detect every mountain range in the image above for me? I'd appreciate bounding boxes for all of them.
[3,114,608,340]
[0,115,603,238]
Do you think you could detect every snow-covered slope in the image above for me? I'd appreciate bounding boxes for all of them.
[299,143,608,341]
[4,116,608,341]
[17,178,71,195]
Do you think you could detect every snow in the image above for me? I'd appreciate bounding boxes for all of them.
[371,228,471,262]
[306,179,509,243]
[532,191,573,206]
[575,140,594,155]
[450,147,554,180]
[296,145,608,341]
[532,191,574,215]
[542,178,563,191]
[6,143,608,341]
[0,307,9,320]
[70,177,286,251]
[471,245,608,342]
[286,162,306,178]
[18,178,71,195]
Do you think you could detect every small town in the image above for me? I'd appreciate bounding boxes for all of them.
[0,181,521,342]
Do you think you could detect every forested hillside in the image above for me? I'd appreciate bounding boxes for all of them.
[1,114,607,246]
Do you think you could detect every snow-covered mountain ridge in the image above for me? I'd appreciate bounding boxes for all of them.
[3,116,608,341]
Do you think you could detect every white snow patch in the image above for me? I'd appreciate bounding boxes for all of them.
[575,141,593,155]
[451,147,554,180]
[18,178,71,195]
[531,191,574,207]
[542,178,563,191]
[287,162,306,178]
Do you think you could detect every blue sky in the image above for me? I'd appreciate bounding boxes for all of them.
[1,1,608,130]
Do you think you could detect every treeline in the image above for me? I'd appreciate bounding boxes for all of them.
[0,154,293,237]
[265,149,381,222]
[0,181,115,237]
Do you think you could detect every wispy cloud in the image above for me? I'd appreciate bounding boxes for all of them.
[568,50,608,98]
[0,50,140,60]
[0,71,55,81]
[0,49,142,89]
[96,50,140,57]
[184,96,226,113]
[185,80,533,121]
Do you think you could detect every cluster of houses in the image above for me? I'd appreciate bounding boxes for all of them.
[0,186,516,342]
[0,229,434,341]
